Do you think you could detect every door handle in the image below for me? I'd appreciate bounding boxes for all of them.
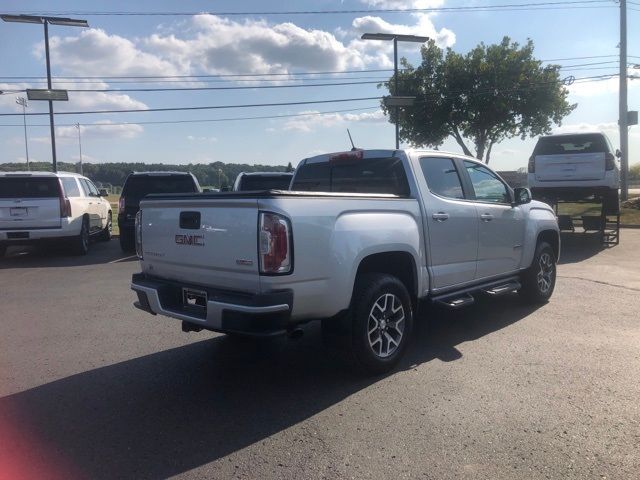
[481,213,493,222]
[432,212,449,222]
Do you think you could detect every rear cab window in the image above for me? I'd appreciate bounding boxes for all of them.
[0,177,60,198]
[291,157,410,196]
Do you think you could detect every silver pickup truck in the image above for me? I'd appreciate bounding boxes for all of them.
[131,149,559,373]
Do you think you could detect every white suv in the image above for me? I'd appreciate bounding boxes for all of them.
[0,171,112,256]
[527,132,620,211]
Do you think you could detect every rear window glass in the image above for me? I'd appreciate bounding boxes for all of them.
[0,177,59,198]
[237,175,292,191]
[534,134,609,155]
[61,177,81,197]
[292,157,410,196]
[123,175,197,201]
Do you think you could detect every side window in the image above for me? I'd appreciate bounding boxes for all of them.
[86,180,99,196]
[79,179,93,197]
[61,177,81,197]
[419,157,465,199]
[464,161,510,204]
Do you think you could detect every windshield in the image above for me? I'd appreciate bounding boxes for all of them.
[123,175,197,203]
[237,174,292,191]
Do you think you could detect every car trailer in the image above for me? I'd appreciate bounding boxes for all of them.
[550,193,620,246]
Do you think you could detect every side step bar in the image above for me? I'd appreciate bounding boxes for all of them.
[432,277,521,309]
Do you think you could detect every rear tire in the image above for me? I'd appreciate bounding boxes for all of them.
[72,217,90,256]
[332,273,414,375]
[99,212,112,242]
[119,228,135,252]
[520,241,556,304]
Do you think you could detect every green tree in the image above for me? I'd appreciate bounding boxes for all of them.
[383,37,575,163]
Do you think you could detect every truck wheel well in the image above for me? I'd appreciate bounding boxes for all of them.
[356,252,417,300]
[537,230,559,260]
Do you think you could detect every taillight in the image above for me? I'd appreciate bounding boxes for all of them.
[259,212,292,274]
[528,155,535,173]
[605,152,616,170]
[118,196,125,211]
[135,210,143,259]
[57,179,72,217]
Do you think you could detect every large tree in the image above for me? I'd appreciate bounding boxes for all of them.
[382,37,576,163]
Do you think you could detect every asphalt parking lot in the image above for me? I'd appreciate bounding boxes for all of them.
[1,232,639,480]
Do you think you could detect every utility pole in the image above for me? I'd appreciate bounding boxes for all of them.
[619,0,629,201]
[16,97,30,170]
[76,123,83,175]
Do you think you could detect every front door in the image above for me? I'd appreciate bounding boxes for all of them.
[416,156,479,290]
[462,161,526,279]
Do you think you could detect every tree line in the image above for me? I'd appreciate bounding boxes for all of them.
[0,161,294,188]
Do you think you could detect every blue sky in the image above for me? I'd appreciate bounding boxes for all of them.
[0,0,638,171]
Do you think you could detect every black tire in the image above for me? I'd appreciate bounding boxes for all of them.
[99,212,112,242]
[72,217,90,256]
[119,228,135,252]
[339,273,414,375]
[520,241,556,304]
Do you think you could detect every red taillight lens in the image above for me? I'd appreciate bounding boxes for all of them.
[57,179,72,217]
[605,152,616,170]
[259,212,292,274]
[528,155,535,173]
[118,196,125,211]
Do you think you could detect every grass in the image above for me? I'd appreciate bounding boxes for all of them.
[107,194,120,236]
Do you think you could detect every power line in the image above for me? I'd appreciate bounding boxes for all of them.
[0,2,618,17]
[542,55,617,61]
[0,106,382,127]
[0,96,383,117]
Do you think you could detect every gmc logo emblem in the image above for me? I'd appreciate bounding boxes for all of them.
[175,234,204,246]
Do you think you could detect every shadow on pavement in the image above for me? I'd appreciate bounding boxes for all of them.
[0,239,136,269]
[0,295,538,479]
[557,231,605,265]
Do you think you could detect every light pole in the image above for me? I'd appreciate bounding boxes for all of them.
[1,14,88,173]
[75,123,83,175]
[618,0,629,201]
[361,33,429,149]
[15,97,30,170]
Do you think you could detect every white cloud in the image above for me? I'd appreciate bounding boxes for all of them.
[568,69,639,98]
[360,0,445,8]
[32,121,143,144]
[187,135,218,142]
[283,109,385,132]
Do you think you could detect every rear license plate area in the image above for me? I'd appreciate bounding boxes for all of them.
[182,288,207,313]
[7,232,29,239]
[10,207,28,217]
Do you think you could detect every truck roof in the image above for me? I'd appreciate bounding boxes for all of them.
[128,171,193,176]
[0,171,85,177]
[237,171,292,177]
[304,148,481,164]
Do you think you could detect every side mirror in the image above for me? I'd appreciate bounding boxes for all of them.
[615,149,622,158]
[98,189,109,197]
[513,187,532,206]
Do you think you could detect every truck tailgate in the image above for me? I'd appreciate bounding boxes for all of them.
[534,152,605,181]
[139,197,261,292]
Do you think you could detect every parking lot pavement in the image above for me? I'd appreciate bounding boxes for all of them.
[1,234,639,480]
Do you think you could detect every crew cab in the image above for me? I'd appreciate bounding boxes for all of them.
[131,150,560,373]
[0,171,112,257]
[233,171,293,191]
[118,171,200,251]
[528,132,620,211]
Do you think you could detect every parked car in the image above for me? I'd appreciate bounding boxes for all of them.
[117,172,200,252]
[131,149,559,374]
[528,132,620,211]
[233,172,293,191]
[0,171,112,256]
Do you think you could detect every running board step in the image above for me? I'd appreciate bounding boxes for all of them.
[435,293,475,309]
[482,281,521,296]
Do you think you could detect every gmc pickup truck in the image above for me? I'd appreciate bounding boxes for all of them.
[131,149,559,374]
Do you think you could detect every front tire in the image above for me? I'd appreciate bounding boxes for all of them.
[520,241,556,304]
[348,273,414,375]
[72,217,90,256]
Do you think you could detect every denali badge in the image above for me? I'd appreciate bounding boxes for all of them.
[175,234,204,246]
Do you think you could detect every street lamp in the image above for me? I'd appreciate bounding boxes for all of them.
[15,97,30,170]
[1,14,89,172]
[361,33,429,149]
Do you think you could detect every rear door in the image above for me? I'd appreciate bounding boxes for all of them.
[415,156,478,289]
[534,134,607,181]
[79,179,101,232]
[0,175,61,230]
[462,161,525,279]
